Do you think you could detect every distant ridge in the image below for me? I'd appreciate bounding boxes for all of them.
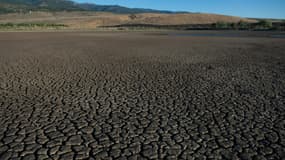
[0,0,259,30]
[0,0,186,14]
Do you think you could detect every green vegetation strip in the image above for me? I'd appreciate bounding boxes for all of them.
[0,23,68,29]
[103,20,285,31]
[214,20,276,30]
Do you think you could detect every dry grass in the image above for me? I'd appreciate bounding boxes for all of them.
[0,11,256,29]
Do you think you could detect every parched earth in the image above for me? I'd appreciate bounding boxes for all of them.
[0,31,284,160]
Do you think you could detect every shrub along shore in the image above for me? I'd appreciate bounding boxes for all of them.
[102,20,285,31]
[0,23,67,30]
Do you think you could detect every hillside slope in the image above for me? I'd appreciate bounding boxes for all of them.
[0,0,82,12]
[0,0,256,29]
[0,0,178,14]
[0,11,256,29]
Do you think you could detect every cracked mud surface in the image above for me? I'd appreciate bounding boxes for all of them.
[0,32,284,160]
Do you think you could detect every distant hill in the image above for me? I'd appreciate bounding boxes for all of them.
[0,0,81,13]
[0,0,259,30]
[0,11,256,29]
[0,0,181,14]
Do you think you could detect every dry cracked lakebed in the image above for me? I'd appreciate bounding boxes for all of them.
[0,31,284,160]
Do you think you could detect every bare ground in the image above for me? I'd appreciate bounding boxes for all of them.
[0,31,284,159]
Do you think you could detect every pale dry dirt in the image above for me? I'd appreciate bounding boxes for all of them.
[0,31,284,160]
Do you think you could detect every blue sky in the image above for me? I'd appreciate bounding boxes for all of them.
[74,0,285,19]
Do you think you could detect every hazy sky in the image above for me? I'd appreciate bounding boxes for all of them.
[74,0,285,19]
